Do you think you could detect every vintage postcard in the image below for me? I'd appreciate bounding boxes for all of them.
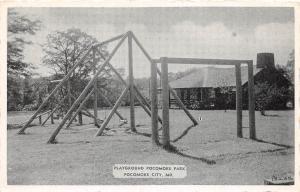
[0,1,299,192]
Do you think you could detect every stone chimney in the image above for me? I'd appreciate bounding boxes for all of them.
[257,53,275,69]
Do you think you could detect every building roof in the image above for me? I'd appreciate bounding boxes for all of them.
[169,66,261,89]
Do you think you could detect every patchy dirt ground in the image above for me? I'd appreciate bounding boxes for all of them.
[7,108,294,185]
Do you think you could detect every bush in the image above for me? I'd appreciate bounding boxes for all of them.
[255,82,290,115]
[23,101,39,111]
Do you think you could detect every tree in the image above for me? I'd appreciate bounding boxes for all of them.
[276,50,294,108]
[7,10,41,110]
[276,50,294,84]
[22,77,50,111]
[7,10,41,76]
[7,76,23,111]
[285,50,294,107]
[255,82,289,115]
[42,28,110,109]
[43,28,99,76]
[23,75,34,106]
[286,50,294,84]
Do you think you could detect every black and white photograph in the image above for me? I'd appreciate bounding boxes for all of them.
[1,3,297,189]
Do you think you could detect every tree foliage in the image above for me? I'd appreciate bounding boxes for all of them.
[42,28,100,76]
[7,10,41,111]
[255,82,290,115]
[286,50,294,84]
[276,50,294,84]
[22,77,50,111]
[42,28,111,108]
[7,76,23,111]
[275,49,294,107]
[255,50,294,115]
[7,10,41,76]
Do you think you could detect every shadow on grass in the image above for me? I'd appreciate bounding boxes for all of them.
[129,124,197,144]
[164,144,216,165]
[8,123,37,130]
[173,150,216,165]
[172,125,196,143]
[126,129,152,138]
[252,138,293,149]
[134,131,152,138]
[128,130,216,165]
[262,114,280,117]
[50,140,92,145]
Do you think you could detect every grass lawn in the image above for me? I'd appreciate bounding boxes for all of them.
[7,107,294,185]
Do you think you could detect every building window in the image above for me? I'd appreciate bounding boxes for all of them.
[182,89,188,100]
[190,89,198,100]
[197,89,202,101]
[208,88,216,98]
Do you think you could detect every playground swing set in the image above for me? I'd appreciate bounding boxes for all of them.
[17,31,256,147]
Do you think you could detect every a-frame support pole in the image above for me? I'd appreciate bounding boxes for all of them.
[131,34,197,126]
[95,86,130,136]
[18,33,125,134]
[95,49,163,124]
[108,62,163,124]
[42,96,67,125]
[38,116,42,124]
[151,58,159,145]
[65,89,95,129]
[168,83,198,126]
[78,111,83,125]
[161,57,170,148]
[248,61,256,139]
[235,63,243,138]
[50,113,54,124]
[18,47,93,134]
[79,109,101,123]
[47,33,128,144]
[97,88,126,121]
[107,63,163,124]
[67,67,72,121]
[93,47,98,127]
[128,32,136,132]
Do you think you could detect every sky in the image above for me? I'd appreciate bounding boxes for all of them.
[12,7,294,78]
